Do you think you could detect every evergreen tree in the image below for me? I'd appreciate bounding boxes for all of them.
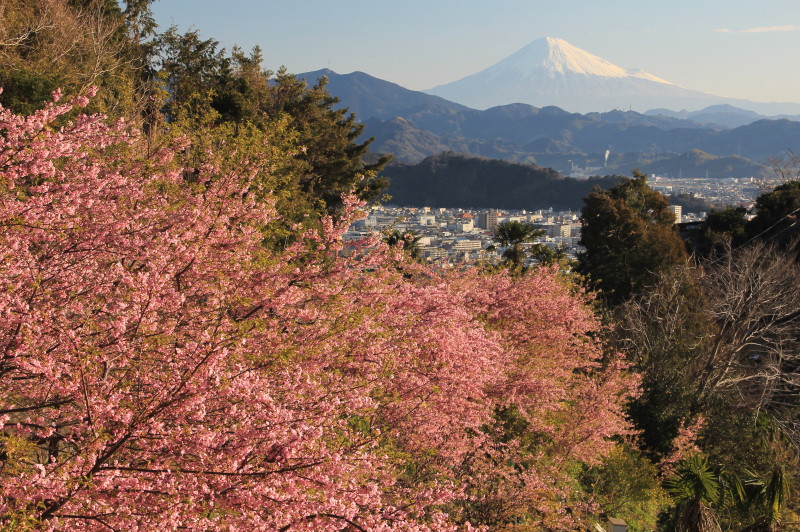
[152,26,231,123]
[267,69,390,215]
[578,170,687,305]
[687,206,749,258]
[745,181,800,253]
[150,32,390,223]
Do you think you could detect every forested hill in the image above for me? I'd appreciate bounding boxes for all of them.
[383,152,622,210]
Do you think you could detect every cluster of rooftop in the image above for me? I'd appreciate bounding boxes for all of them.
[346,205,582,266]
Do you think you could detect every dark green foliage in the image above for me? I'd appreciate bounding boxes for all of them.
[742,466,791,529]
[382,229,423,262]
[267,70,390,215]
[664,448,795,532]
[151,28,389,221]
[492,220,545,269]
[211,47,272,125]
[0,69,62,115]
[686,181,800,259]
[150,30,389,220]
[152,27,231,122]
[703,415,794,529]
[121,0,158,44]
[383,152,620,210]
[686,206,749,258]
[626,382,695,458]
[745,181,800,253]
[665,455,729,532]
[530,243,569,266]
[578,170,688,305]
[703,206,749,241]
[152,28,270,127]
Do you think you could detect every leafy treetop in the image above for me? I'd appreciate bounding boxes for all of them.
[579,170,687,305]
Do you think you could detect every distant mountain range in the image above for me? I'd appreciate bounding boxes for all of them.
[301,68,799,179]
[295,40,800,202]
[425,37,800,116]
[645,104,800,129]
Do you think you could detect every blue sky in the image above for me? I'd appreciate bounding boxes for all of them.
[150,0,800,103]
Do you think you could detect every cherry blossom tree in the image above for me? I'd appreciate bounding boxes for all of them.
[0,91,638,530]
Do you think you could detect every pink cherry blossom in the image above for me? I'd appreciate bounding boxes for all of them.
[0,93,638,530]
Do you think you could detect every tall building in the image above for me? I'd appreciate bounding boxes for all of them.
[548,224,571,238]
[478,210,498,231]
[668,205,682,223]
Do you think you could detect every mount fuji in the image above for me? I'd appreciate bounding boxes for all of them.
[426,37,800,115]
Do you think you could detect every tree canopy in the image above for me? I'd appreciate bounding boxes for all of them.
[745,180,800,253]
[687,206,750,258]
[578,170,688,305]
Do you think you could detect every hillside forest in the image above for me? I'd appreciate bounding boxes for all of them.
[1,1,799,530]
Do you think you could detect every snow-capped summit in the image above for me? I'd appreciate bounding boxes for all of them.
[504,37,631,79]
[426,37,720,113]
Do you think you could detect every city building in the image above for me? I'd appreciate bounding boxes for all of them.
[668,204,682,223]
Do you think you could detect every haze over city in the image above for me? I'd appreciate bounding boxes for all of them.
[151,0,800,105]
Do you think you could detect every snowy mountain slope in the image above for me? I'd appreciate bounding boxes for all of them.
[426,37,800,114]
[492,37,639,79]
